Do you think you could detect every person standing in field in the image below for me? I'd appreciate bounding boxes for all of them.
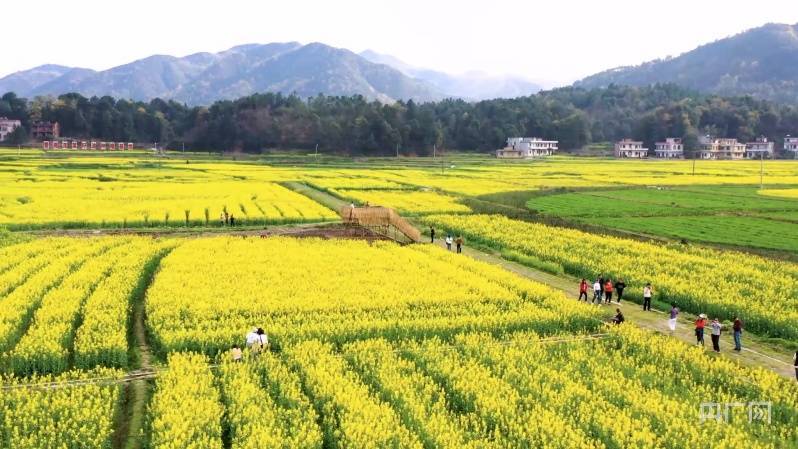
[231,344,243,362]
[642,283,653,311]
[455,235,464,253]
[603,279,613,304]
[445,234,453,251]
[578,279,588,301]
[224,211,229,225]
[710,318,722,352]
[245,327,259,348]
[592,279,602,304]
[695,314,707,347]
[614,279,626,303]
[250,328,269,356]
[220,211,225,226]
[230,214,235,226]
[733,316,743,351]
[430,226,435,243]
[668,304,679,333]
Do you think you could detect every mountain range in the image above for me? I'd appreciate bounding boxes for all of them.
[576,23,798,103]
[0,42,542,105]
[0,42,445,104]
[2,22,798,105]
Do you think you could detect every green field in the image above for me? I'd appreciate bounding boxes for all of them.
[527,186,798,252]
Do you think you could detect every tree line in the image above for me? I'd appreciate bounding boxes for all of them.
[2,84,798,155]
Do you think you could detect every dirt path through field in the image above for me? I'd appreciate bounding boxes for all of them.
[432,238,797,379]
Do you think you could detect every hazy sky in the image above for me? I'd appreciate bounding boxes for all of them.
[3,0,797,86]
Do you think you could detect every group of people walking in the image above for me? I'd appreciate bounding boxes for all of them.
[577,277,754,356]
[692,314,745,353]
[578,276,627,305]
[430,227,464,253]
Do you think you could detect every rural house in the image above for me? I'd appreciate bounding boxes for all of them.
[496,137,558,159]
[29,121,60,140]
[654,138,684,159]
[745,136,774,159]
[614,139,648,158]
[696,136,746,160]
[0,117,21,141]
[784,135,798,157]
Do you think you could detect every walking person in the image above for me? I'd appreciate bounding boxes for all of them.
[578,279,589,301]
[230,214,235,226]
[445,234,453,251]
[710,318,722,353]
[642,283,653,311]
[592,279,602,305]
[614,279,626,303]
[732,316,743,351]
[603,279,613,304]
[668,304,679,333]
[455,236,464,254]
[224,211,229,225]
[695,314,707,347]
[430,226,435,243]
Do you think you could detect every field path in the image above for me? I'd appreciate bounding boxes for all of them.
[432,238,797,379]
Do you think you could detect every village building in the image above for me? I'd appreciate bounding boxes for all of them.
[745,136,774,159]
[654,138,684,159]
[696,136,746,160]
[0,117,22,141]
[496,137,558,159]
[784,135,798,157]
[614,139,648,158]
[29,121,60,140]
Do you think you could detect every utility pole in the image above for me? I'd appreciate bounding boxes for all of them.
[182,142,185,153]
[395,143,399,158]
[692,158,695,176]
[433,144,436,159]
[760,151,764,190]
[315,143,318,158]
[441,146,445,174]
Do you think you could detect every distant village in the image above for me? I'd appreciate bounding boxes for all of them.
[2,115,797,158]
[497,135,798,160]
[0,118,134,150]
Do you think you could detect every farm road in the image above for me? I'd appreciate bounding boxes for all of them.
[432,239,797,379]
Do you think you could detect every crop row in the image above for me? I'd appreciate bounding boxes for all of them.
[142,326,798,449]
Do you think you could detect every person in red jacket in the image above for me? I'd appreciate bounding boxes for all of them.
[695,314,707,347]
[604,279,613,304]
[578,279,588,301]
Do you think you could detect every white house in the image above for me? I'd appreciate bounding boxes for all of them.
[497,137,558,159]
[784,135,798,157]
[745,137,774,159]
[654,138,684,159]
[614,139,648,158]
[696,136,746,160]
[0,117,21,141]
